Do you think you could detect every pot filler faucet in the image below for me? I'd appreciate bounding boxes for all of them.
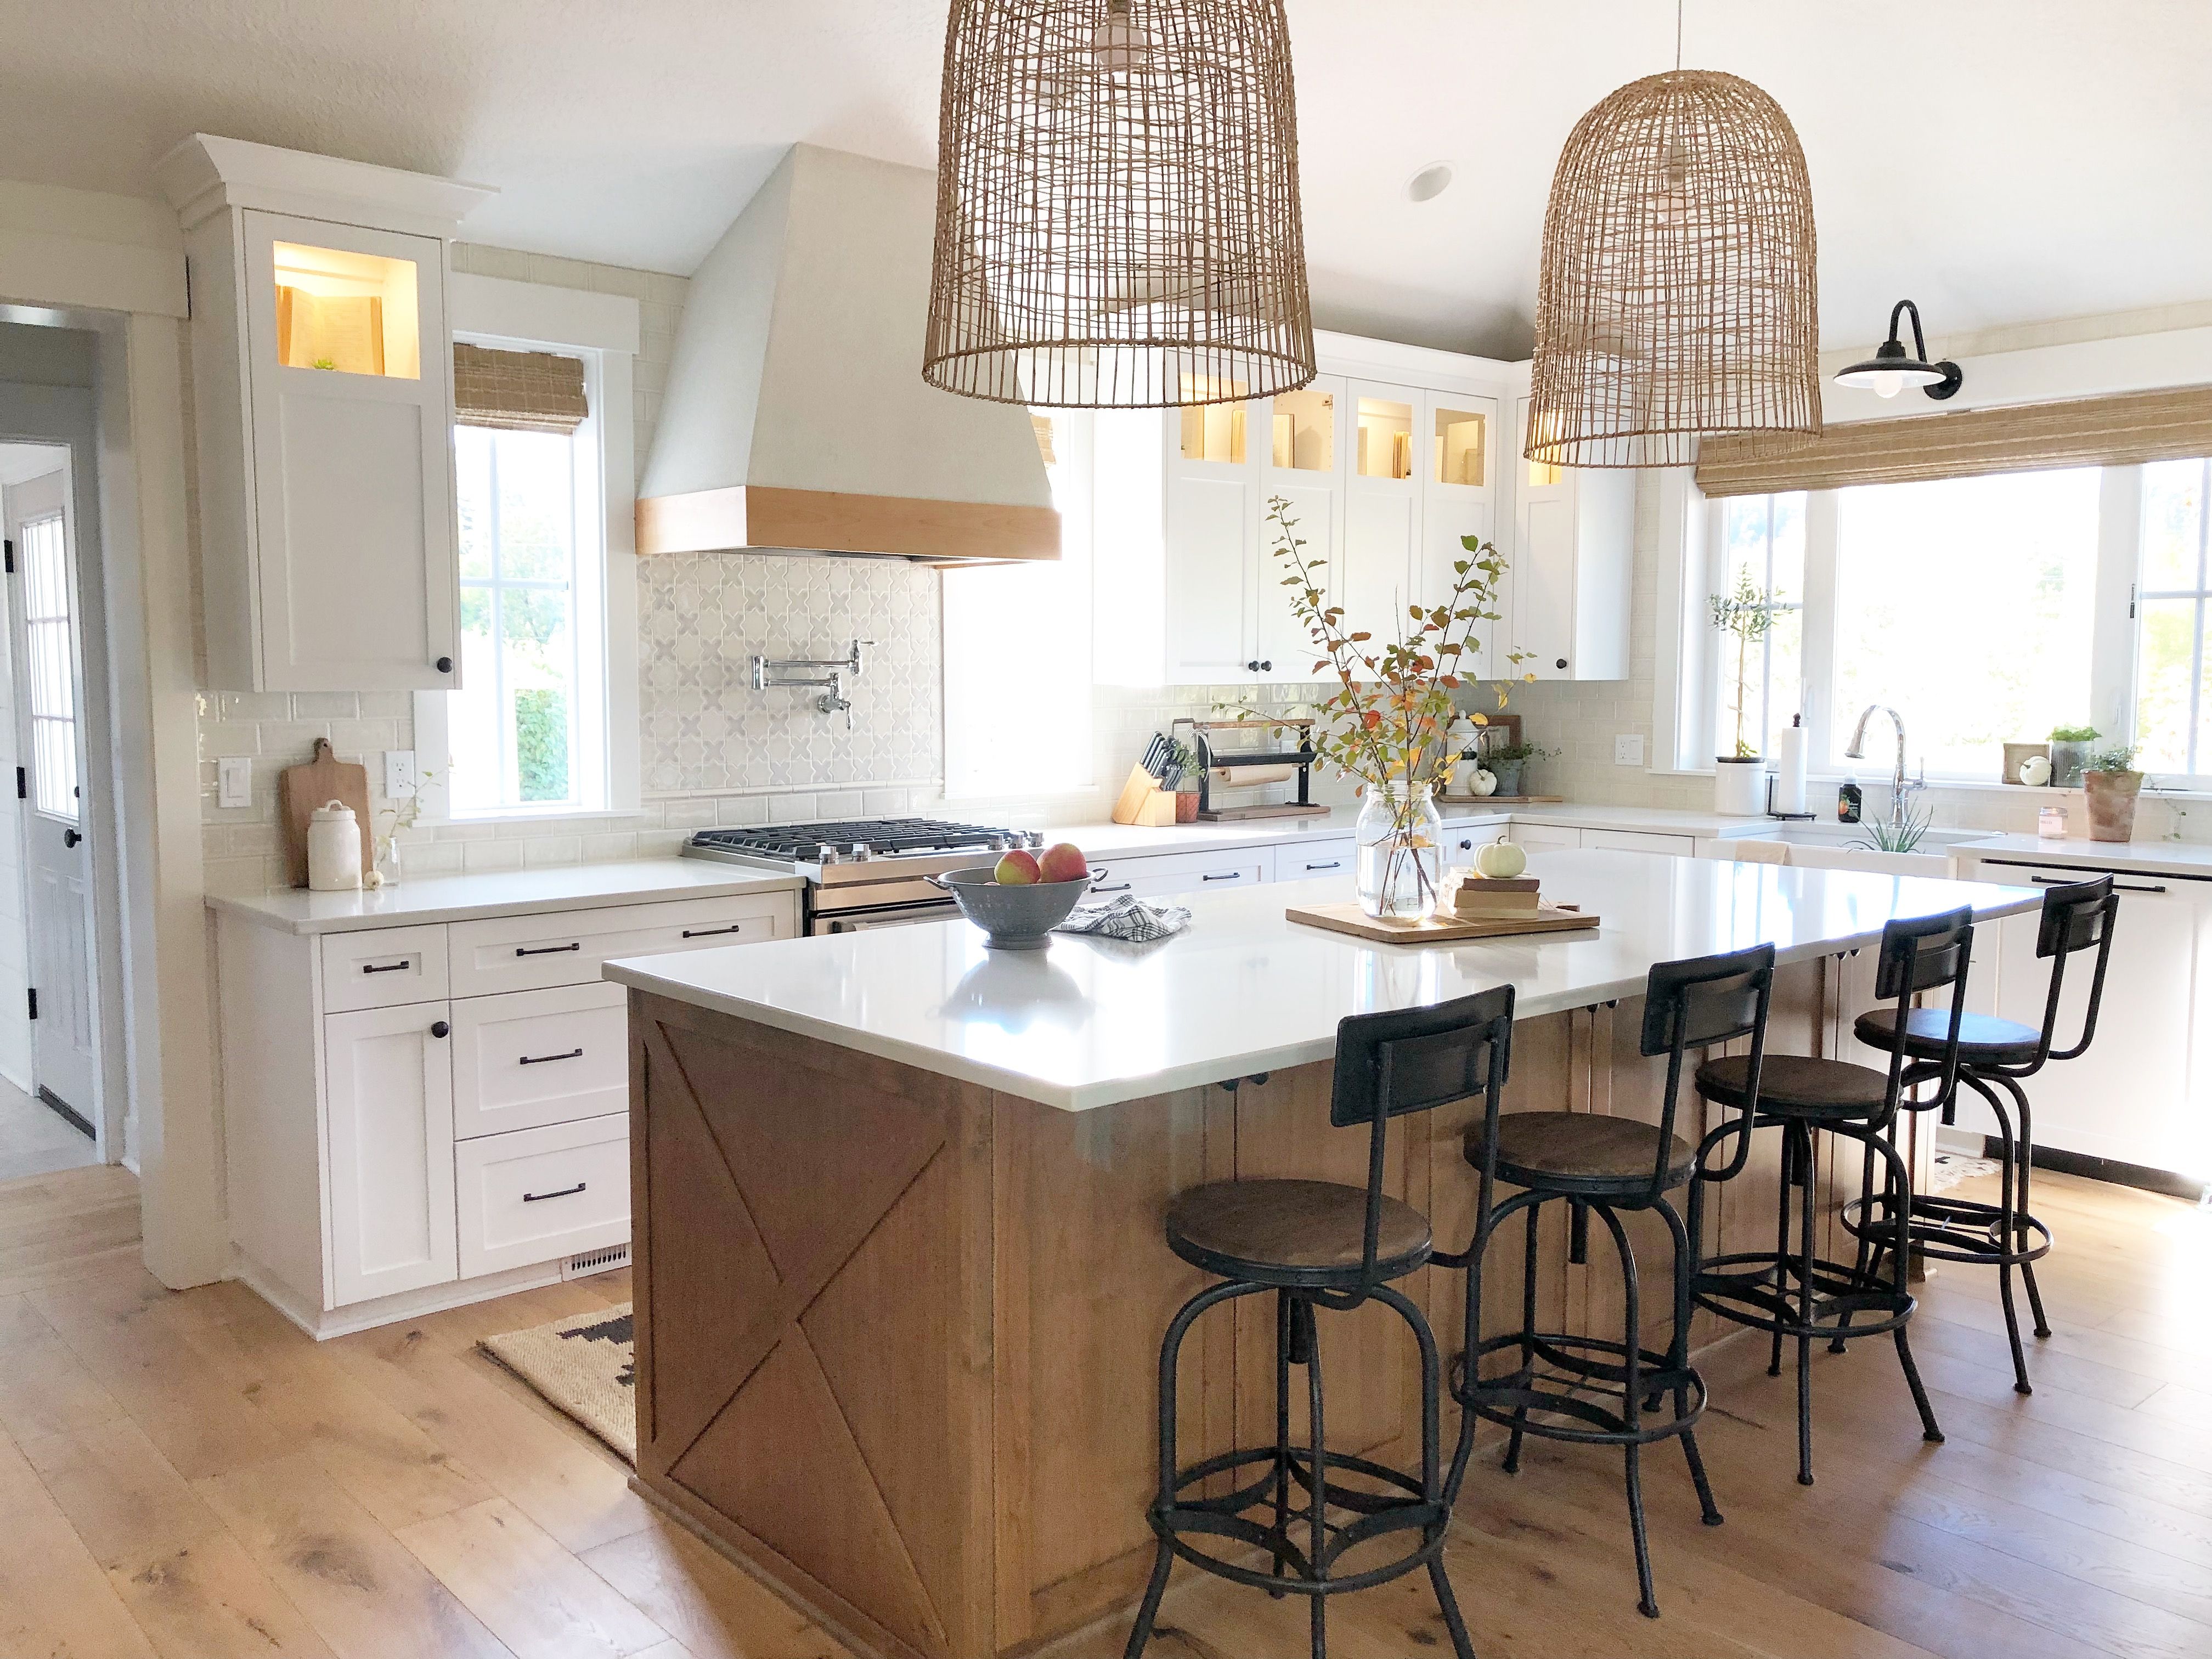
[1843,704,1924,833]
[751,639,873,730]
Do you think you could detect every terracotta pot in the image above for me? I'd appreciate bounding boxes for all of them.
[1175,789,1199,823]
[2084,770,2143,842]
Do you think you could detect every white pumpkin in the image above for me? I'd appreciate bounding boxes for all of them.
[1474,839,1527,879]
[1469,768,1499,798]
[2018,754,2052,787]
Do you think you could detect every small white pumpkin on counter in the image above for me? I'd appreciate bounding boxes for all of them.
[2018,753,2053,787]
[1474,838,1527,879]
[1468,768,1499,798]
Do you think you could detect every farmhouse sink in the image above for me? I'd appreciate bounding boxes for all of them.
[1748,825,2003,877]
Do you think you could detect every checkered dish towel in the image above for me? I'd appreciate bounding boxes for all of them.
[1055,891,1193,943]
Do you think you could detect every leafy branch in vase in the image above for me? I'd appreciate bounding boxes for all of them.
[1226,496,1530,907]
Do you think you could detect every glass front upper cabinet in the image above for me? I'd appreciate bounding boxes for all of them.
[1433,406,1487,488]
[1356,395,1414,481]
[272,241,422,379]
[1178,372,1249,465]
[1268,386,1335,471]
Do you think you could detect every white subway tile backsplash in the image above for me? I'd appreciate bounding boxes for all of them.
[463,840,524,874]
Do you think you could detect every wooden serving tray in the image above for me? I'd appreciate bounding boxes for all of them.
[1285,900,1600,945]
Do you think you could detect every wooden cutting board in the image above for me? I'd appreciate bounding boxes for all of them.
[279,738,372,887]
[1285,900,1599,945]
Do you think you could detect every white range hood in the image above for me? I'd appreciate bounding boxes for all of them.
[636,144,1060,564]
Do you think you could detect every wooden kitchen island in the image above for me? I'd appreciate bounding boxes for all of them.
[606,851,2040,1659]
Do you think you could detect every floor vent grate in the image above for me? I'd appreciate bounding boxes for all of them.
[561,1243,630,1280]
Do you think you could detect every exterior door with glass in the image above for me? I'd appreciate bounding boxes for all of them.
[4,468,98,1126]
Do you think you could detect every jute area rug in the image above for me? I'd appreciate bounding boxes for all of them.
[481,1302,637,1463]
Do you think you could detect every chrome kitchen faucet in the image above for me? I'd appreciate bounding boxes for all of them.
[1844,704,1924,836]
[751,638,873,729]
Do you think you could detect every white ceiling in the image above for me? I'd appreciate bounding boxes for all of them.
[2,1,2207,358]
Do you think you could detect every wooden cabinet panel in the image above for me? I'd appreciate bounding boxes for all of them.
[323,1001,457,1305]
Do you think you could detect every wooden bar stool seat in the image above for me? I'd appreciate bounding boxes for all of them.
[1695,1051,1893,1118]
[1125,989,1517,1659]
[1454,944,1776,1619]
[1469,1111,1695,1195]
[1852,1006,2042,1066]
[1166,1180,1431,1285]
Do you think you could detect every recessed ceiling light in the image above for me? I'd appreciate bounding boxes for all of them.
[1405,161,1455,204]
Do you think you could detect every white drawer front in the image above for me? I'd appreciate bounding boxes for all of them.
[456,1115,630,1279]
[1090,846,1274,899]
[1584,829,1695,856]
[446,893,794,998]
[1510,826,1585,853]
[320,924,450,1013]
[451,980,629,1140]
[1274,837,1357,881]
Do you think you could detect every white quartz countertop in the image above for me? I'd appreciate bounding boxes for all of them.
[606,849,2042,1112]
[207,859,806,935]
[1036,801,1782,861]
[1956,834,2212,882]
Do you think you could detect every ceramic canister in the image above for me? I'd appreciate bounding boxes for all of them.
[308,798,363,891]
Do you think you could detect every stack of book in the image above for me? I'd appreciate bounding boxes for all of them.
[1449,874,1542,919]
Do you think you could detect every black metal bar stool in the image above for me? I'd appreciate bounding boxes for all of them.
[1452,943,1775,1620]
[1123,986,1515,1659]
[1689,907,1972,1487]
[1843,875,2118,1395]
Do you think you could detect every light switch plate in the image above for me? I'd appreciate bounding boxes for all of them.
[383,749,418,799]
[217,755,252,809]
[1614,734,1645,767]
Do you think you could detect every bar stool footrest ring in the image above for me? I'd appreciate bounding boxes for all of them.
[1841,1192,2052,1267]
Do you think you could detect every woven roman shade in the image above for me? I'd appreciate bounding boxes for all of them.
[1695,386,2212,497]
[453,343,589,434]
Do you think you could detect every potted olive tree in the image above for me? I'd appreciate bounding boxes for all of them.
[1710,568,1774,814]
[2083,743,2143,842]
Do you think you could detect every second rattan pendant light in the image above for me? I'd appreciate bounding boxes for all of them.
[1526,63,1821,468]
[924,0,1316,409]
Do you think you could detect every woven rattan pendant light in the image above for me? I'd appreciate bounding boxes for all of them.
[1526,14,1820,468]
[924,0,1316,409]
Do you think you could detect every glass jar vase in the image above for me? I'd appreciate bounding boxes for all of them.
[1355,783,1446,920]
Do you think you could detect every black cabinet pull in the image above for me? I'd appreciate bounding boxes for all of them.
[2028,874,2168,894]
[1093,882,1132,893]
[518,1047,584,1066]
[1304,859,1342,871]
[522,1182,586,1203]
[430,1020,450,1039]
[362,960,413,974]
[680,925,747,939]
[1201,871,1241,881]
[436,656,454,673]
[515,942,583,957]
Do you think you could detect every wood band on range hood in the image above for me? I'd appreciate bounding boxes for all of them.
[635,485,1059,563]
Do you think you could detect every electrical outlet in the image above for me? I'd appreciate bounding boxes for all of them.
[1614,734,1645,767]
[383,749,418,799]
[217,755,252,809]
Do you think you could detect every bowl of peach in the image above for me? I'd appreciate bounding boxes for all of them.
[930,843,1094,949]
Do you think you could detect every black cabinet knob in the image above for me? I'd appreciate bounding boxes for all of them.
[435,657,454,673]
[1555,657,1568,670]
[430,1020,450,1039]
[1259,659,1273,672]
[1245,660,1260,672]
[63,828,81,848]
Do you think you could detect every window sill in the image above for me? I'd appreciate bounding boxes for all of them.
[413,808,644,828]
[1658,768,2212,802]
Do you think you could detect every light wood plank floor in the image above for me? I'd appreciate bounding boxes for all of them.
[1,1164,2206,1659]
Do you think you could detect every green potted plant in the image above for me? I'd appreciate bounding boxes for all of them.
[1236,498,1527,920]
[2083,742,2143,842]
[1483,739,1557,799]
[1709,568,1776,813]
[2049,724,2098,788]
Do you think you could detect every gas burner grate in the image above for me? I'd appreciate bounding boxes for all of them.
[689,819,1016,860]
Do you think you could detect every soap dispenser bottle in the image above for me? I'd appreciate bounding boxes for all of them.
[1838,774,1863,825]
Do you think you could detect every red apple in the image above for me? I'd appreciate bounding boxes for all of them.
[1039,842,1089,883]
[994,850,1042,885]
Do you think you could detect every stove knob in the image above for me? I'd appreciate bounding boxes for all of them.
[850,843,872,861]
[819,847,841,866]
[1024,830,1046,849]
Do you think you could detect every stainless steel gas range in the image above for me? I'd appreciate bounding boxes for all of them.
[682,817,1041,934]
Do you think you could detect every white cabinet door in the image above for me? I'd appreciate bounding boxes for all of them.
[324,1002,458,1305]
[241,212,457,693]
[1516,493,1577,681]
[1510,825,1585,854]
[450,980,629,1140]
[455,1114,630,1279]
[1338,381,1421,657]
[1163,470,1257,683]
[1418,391,1500,677]
[1978,866,2211,1174]
[1257,477,1332,676]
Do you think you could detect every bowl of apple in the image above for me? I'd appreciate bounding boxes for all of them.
[930,843,1094,949]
